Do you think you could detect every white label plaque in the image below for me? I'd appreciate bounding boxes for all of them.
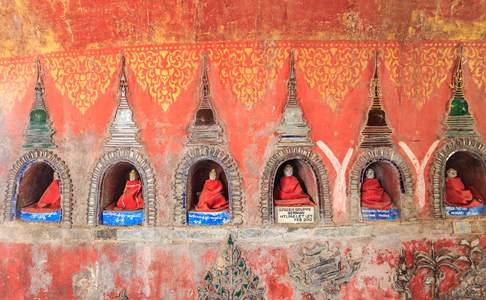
[275,206,315,224]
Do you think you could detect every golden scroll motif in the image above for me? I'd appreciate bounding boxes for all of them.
[209,45,287,108]
[295,47,370,110]
[465,46,486,94]
[400,45,455,108]
[126,48,200,111]
[382,46,400,86]
[44,54,117,114]
[0,59,35,111]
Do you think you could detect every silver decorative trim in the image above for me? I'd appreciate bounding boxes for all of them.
[431,138,486,218]
[4,149,73,224]
[87,148,157,226]
[288,243,360,297]
[105,56,142,148]
[260,147,331,225]
[348,148,415,222]
[359,52,392,149]
[275,51,313,148]
[173,146,243,225]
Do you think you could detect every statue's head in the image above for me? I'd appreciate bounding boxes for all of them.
[365,168,375,179]
[283,164,294,176]
[446,168,458,178]
[209,168,217,180]
[129,169,140,181]
[53,172,60,180]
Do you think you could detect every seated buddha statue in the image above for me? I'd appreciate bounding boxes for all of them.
[445,168,483,208]
[361,168,394,210]
[22,172,61,212]
[115,169,144,210]
[195,169,229,212]
[274,164,314,206]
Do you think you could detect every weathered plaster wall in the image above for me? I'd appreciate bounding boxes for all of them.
[0,1,485,299]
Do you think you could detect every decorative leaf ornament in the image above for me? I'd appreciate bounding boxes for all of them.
[198,236,265,300]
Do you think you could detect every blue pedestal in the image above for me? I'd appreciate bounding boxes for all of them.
[446,205,485,217]
[187,210,230,225]
[362,208,400,220]
[19,209,62,222]
[101,210,144,226]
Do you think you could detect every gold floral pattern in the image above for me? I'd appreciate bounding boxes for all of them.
[465,46,486,94]
[400,44,456,108]
[382,46,400,86]
[0,59,35,111]
[44,53,118,114]
[295,46,370,110]
[209,45,288,108]
[126,47,200,111]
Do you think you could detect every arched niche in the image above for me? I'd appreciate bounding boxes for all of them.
[17,162,54,210]
[173,146,243,226]
[4,149,73,224]
[187,160,229,210]
[87,148,156,226]
[260,147,331,225]
[349,148,414,222]
[273,159,318,203]
[431,138,486,218]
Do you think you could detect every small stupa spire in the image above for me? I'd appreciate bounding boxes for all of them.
[276,50,313,147]
[445,44,478,138]
[105,55,142,148]
[359,51,392,149]
[187,54,224,145]
[287,51,298,106]
[199,54,212,110]
[369,51,382,109]
[33,58,46,110]
[23,58,55,149]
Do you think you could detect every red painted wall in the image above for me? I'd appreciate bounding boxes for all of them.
[0,1,485,299]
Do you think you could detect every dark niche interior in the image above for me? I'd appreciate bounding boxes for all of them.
[273,159,318,203]
[366,108,387,127]
[445,151,486,200]
[100,162,140,210]
[195,109,216,126]
[361,160,404,205]
[17,162,54,212]
[187,160,228,210]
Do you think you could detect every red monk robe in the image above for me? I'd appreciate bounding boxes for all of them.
[116,179,144,210]
[22,179,61,213]
[274,176,315,206]
[361,178,394,210]
[195,179,229,212]
[446,177,483,208]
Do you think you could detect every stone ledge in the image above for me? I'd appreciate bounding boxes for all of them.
[1,218,484,244]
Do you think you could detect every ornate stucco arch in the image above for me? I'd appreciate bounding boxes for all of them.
[87,148,157,226]
[173,145,243,226]
[4,149,73,224]
[431,138,486,218]
[260,146,331,225]
[348,148,415,222]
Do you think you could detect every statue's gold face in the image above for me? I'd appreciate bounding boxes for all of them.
[129,169,139,180]
[446,168,458,178]
[283,164,293,176]
[365,168,375,179]
[209,169,217,180]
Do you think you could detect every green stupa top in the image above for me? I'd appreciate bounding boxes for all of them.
[448,48,470,117]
